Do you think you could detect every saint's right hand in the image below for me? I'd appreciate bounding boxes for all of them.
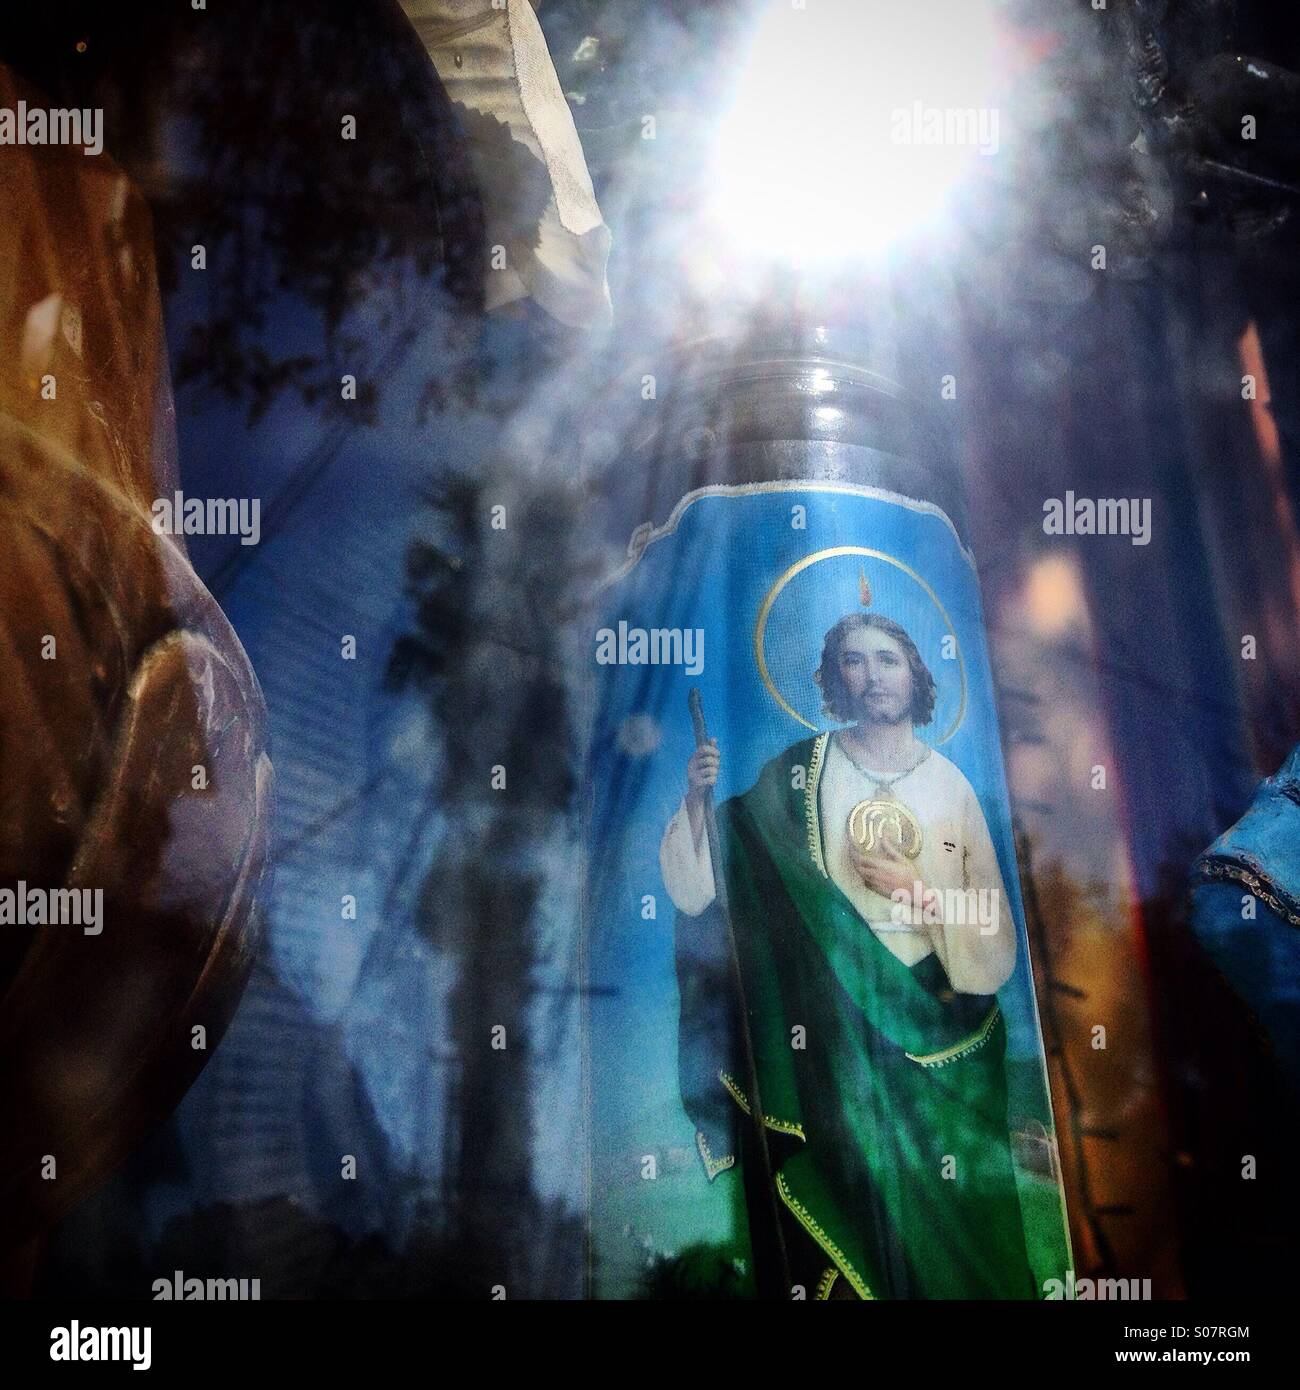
[686,738,720,796]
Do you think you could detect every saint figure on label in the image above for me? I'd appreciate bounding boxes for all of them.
[661,611,1037,1300]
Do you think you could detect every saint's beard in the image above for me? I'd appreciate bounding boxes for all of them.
[849,688,911,726]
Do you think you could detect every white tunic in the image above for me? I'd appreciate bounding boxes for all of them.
[659,733,1016,995]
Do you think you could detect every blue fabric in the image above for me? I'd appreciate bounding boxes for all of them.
[1190,744,1300,1089]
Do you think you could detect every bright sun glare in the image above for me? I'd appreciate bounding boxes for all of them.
[706,0,1007,268]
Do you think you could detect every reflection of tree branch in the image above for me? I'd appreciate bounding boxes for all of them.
[384,436,589,1285]
[137,0,484,423]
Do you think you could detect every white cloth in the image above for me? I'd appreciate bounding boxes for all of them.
[659,734,1017,995]
[398,0,613,328]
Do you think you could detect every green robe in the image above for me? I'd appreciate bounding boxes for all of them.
[675,735,1038,1300]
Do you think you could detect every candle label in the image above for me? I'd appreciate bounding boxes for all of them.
[585,482,1072,1300]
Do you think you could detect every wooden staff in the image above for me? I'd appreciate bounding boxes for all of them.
[688,688,792,1298]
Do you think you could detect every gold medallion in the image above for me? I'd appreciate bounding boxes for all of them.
[847,797,923,859]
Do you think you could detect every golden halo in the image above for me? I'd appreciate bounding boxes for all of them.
[753,546,967,744]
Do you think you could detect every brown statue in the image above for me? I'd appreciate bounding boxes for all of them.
[0,62,271,1288]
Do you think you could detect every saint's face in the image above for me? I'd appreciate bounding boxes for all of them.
[836,625,914,725]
